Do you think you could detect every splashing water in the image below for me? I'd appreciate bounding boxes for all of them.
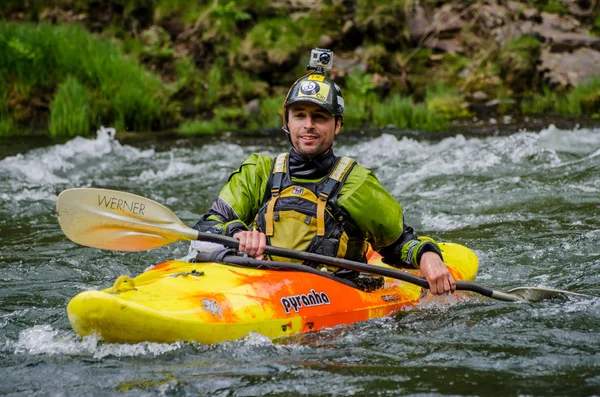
[1,125,600,396]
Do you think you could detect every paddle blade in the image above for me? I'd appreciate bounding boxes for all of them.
[56,188,198,251]
[506,287,596,302]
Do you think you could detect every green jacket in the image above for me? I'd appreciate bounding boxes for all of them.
[194,153,441,268]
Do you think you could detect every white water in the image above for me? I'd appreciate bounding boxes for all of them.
[2,125,600,396]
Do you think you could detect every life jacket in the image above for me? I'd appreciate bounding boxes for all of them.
[255,153,368,267]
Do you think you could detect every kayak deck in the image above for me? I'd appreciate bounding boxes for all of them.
[67,242,478,344]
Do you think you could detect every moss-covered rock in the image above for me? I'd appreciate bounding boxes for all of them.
[498,34,541,92]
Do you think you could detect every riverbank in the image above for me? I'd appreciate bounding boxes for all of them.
[1,0,599,138]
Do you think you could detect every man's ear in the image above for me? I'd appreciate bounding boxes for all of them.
[334,117,342,136]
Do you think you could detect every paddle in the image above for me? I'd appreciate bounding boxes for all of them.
[56,188,596,303]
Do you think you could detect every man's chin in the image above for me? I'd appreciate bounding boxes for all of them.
[297,146,322,157]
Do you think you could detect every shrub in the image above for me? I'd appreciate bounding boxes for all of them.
[0,22,171,135]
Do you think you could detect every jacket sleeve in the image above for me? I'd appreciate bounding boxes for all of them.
[336,166,442,268]
[193,153,272,236]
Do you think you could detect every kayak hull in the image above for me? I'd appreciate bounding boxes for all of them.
[67,242,478,344]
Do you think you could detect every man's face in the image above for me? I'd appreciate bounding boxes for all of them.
[287,102,341,157]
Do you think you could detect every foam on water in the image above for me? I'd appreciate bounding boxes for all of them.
[2,125,600,396]
[337,126,600,235]
[11,325,183,358]
[9,325,309,361]
[340,125,600,193]
[0,127,154,190]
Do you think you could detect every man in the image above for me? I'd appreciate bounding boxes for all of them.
[193,72,456,295]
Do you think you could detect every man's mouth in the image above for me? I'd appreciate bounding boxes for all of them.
[300,134,319,141]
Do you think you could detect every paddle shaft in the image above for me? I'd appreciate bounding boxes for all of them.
[59,188,592,302]
[195,231,520,302]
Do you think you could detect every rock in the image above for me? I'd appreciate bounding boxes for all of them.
[564,0,595,16]
[539,47,600,88]
[525,10,600,51]
[506,1,540,20]
[471,91,488,102]
[329,55,367,79]
[478,2,511,29]
[498,35,541,92]
[492,20,536,47]
[269,0,322,12]
[433,4,466,37]
[535,29,600,51]
[246,99,260,115]
[468,97,516,116]
[371,73,392,95]
[424,37,465,54]
[538,11,581,32]
[407,5,431,41]
[522,9,542,22]
[457,68,471,79]
[39,8,87,24]
[407,3,465,42]
[319,35,333,48]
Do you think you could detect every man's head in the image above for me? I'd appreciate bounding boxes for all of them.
[282,73,344,157]
[286,102,341,157]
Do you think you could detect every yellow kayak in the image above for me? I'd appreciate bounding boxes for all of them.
[67,242,478,344]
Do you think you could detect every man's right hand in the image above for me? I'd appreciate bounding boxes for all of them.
[233,230,266,260]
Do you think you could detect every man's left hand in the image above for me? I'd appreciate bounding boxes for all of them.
[419,252,456,295]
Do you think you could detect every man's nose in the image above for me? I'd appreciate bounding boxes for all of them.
[303,115,314,129]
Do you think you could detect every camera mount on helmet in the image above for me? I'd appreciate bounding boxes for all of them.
[307,48,333,73]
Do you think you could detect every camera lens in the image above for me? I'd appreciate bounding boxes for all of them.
[319,52,331,64]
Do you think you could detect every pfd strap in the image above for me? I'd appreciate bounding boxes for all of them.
[266,153,288,235]
[329,157,354,182]
[270,153,288,196]
[273,153,287,173]
[316,198,326,236]
[265,195,278,236]
[316,157,355,236]
[320,156,355,200]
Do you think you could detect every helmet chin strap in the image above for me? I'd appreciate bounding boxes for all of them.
[283,123,294,148]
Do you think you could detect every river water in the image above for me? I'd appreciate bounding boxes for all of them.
[1,125,599,396]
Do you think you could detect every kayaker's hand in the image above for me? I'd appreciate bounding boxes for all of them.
[233,230,266,260]
[419,252,456,295]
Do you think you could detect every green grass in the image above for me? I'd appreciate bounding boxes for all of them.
[557,76,600,116]
[254,96,285,129]
[542,0,568,14]
[521,87,554,115]
[340,69,448,131]
[373,94,446,131]
[593,13,600,36]
[521,77,600,117]
[343,92,379,129]
[243,18,303,66]
[49,76,94,137]
[179,95,284,135]
[425,83,472,120]
[0,21,171,137]
[179,119,228,136]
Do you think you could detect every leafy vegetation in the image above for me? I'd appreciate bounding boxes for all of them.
[0,0,598,138]
[521,77,600,117]
[0,22,173,137]
[425,84,472,120]
[373,94,446,131]
[49,76,94,137]
[498,35,541,92]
